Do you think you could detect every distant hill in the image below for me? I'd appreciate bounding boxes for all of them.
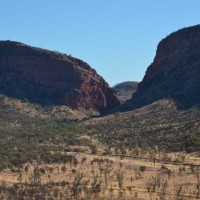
[125,25,200,110]
[112,81,138,102]
[0,41,120,114]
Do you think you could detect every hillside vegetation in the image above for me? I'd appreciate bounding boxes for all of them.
[85,99,200,153]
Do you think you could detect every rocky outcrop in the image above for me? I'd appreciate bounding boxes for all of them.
[113,81,138,102]
[0,41,120,113]
[127,25,200,109]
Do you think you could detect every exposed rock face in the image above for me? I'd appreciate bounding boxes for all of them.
[127,25,200,109]
[113,81,138,102]
[0,41,120,113]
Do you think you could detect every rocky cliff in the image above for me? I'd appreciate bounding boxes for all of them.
[127,25,200,109]
[0,41,120,113]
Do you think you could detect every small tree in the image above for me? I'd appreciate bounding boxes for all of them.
[70,172,84,199]
[29,165,41,184]
[61,165,67,174]
[139,165,146,172]
[90,144,97,154]
[115,163,124,197]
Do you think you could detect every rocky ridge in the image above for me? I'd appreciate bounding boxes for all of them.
[126,25,200,109]
[0,41,120,113]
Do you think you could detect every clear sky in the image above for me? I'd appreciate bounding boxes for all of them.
[1,1,200,86]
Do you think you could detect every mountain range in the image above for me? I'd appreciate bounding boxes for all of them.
[0,25,200,152]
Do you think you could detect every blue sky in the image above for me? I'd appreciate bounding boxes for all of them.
[1,1,200,86]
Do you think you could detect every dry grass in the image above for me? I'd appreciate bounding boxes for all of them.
[1,151,200,199]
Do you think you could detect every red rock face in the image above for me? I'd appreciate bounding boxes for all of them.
[0,41,120,113]
[127,25,200,109]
